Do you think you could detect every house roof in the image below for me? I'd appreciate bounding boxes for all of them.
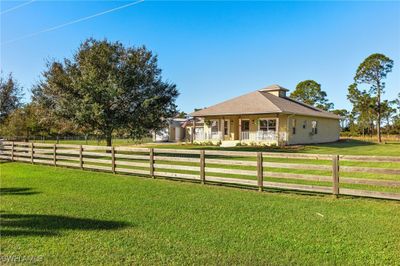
[181,117,204,128]
[190,85,340,119]
[168,118,187,127]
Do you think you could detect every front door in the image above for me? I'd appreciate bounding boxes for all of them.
[223,120,230,140]
[241,120,250,140]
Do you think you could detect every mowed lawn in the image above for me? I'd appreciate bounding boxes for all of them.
[143,139,400,156]
[29,138,400,156]
[1,163,400,265]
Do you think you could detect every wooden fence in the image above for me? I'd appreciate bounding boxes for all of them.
[1,141,400,201]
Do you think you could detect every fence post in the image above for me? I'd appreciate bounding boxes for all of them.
[149,148,155,178]
[79,145,83,170]
[111,146,116,174]
[332,155,339,198]
[53,144,57,166]
[257,152,263,192]
[11,141,14,161]
[200,150,205,184]
[30,143,34,164]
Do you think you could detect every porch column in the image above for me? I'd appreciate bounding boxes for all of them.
[276,114,280,144]
[239,118,242,140]
[220,118,223,140]
[191,117,196,143]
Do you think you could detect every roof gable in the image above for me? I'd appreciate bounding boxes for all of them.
[191,85,340,119]
[190,90,281,117]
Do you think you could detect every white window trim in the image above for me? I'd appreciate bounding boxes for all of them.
[311,120,318,134]
[258,118,277,132]
[292,118,296,135]
[210,119,219,133]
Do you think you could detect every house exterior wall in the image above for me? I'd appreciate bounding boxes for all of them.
[202,114,282,132]
[154,123,186,142]
[191,114,339,145]
[197,114,285,145]
[168,126,175,142]
[286,115,340,145]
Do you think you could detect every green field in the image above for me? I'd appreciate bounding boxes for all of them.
[1,163,400,265]
[140,140,400,194]
[143,139,400,156]
[29,139,400,157]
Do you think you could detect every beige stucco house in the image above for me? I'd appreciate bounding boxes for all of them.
[188,84,340,146]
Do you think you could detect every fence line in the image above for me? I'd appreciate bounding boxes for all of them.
[1,141,399,201]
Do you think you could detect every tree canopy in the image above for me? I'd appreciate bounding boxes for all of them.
[347,83,376,136]
[33,38,179,146]
[290,80,334,111]
[353,53,393,142]
[0,73,23,123]
[332,109,349,130]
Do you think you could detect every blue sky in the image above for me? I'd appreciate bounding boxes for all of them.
[1,0,399,113]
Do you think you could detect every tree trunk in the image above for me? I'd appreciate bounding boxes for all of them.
[387,118,390,138]
[377,81,382,143]
[370,123,373,137]
[377,112,382,143]
[106,132,112,147]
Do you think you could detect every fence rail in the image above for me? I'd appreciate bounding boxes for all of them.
[1,141,399,201]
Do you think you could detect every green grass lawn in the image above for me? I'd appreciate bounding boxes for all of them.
[29,139,400,156]
[1,163,400,265]
[143,139,400,156]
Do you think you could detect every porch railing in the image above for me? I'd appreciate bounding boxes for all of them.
[241,131,277,141]
[195,131,223,141]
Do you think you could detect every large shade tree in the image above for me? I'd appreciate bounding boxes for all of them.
[33,38,179,146]
[353,53,393,143]
[0,73,23,123]
[290,80,334,111]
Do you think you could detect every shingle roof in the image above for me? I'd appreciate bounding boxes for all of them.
[190,85,340,119]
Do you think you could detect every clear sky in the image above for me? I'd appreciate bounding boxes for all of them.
[1,0,399,113]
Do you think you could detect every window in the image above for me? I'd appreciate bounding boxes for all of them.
[224,120,229,135]
[292,119,296,135]
[195,127,203,135]
[211,120,219,133]
[241,120,250,131]
[259,119,277,132]
[311,120,318,134]
[259,120,268,131]
[302,120,307,129]
[268,119,276,131]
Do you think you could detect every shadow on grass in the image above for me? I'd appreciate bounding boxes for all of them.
[0,213,130,237]
[204,181,330,198]
[0,187,41,196]
[307,139,376,149]
[152,139,379,153]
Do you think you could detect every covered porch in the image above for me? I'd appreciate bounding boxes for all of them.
[191,114,288,145]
